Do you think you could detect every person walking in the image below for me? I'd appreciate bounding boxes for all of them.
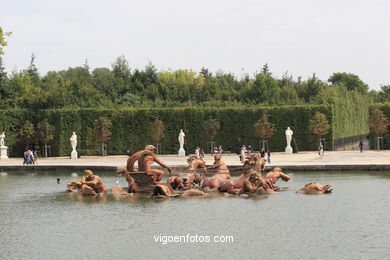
[359,141,364,153]
[23,149,29,165]
[240,145,246,163]
[267,150,271,164]
[195,147,200,158]
[199,148,205,159]
[318,143,324,158]
[260,148,265,158]
[27,149,35,164]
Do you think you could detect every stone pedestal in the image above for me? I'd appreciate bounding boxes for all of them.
[71,150,78,159]
[0,146,8,159]
[178,148,185,156]
[285,146,293,154]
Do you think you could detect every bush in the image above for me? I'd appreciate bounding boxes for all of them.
[0,102,371,156]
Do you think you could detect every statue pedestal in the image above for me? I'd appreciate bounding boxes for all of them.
[178,148,185,156]
[285,146,293,154]
[0,146,8,159]
[71,150,78,159]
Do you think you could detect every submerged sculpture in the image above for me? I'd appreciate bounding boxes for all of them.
[66,149,332,199]
[116,145,172,192]
[298,183,332,194]
[266,167,291,189]
[186,155,207,173]
[243,171,273,193]
[67,169,107,195]
[201,154,231,190]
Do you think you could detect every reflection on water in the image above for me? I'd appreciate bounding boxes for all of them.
[0,170,390,260]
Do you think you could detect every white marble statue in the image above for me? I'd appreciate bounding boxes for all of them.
[0,132,5,147]
[70,132,78,159]
[0,132,8,159]
[178,129,186,156]
[285,127,293,154]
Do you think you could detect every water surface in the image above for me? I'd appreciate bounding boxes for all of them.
[0,170,389,260]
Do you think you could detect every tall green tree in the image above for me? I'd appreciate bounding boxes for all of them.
[203,116,220,153]
[93,117,112,156]
[36,119,55,157]
[27,53,40,85]
[18,121,36,148]
[328,72,368,93]
[112,55,131,80]
[377,85,390,102]
[0,56,9,105]
[309,112,330,145]
[253,113,276,150]
[0,27,11,55]
[150,119,165,154]
[369,108,389,150]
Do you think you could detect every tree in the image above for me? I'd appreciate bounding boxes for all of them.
[328,72,368,93]
[203,116,220,153]
[93,117,112,156]
[111,55,131,80]
[0,56,9,103]
[18,121,36,148]
[369,108,389,150]
[253,113,276,150]
[150,119,165,154]
[377,85,390,102]
[200,67,212,78]
[309,112,330,145]
[36,119,55,157]
[0,27,11,55]
[27,53,40,85]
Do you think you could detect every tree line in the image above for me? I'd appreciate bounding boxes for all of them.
[1,54,389,110]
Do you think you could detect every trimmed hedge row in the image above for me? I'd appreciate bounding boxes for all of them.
[39,105,333,156]
[369,103,390,149]
[332,89,369,141]
[0,109,30,157]
[0,101,371,157]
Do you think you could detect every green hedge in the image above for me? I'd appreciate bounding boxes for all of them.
[0,101,371,157]
[38,105,333,156]
[332,89,369,141]
[0,109,29,157]
[369,103,390,149]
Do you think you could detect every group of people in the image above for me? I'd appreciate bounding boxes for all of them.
[194,147,205,158]
[23,149,37,165]
[239,145,271,164]
[213,145,223,155]
[194,146,224,158]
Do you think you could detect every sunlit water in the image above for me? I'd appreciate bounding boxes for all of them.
[0,170,389,260]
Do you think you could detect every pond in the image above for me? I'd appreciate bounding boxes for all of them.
[0,170,389,260]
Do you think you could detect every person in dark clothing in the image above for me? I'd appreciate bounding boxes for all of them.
[359,141,364,153]
[267,150,271,164]
[260,148,265,158]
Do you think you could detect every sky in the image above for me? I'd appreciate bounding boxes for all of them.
[1,0,389,90]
